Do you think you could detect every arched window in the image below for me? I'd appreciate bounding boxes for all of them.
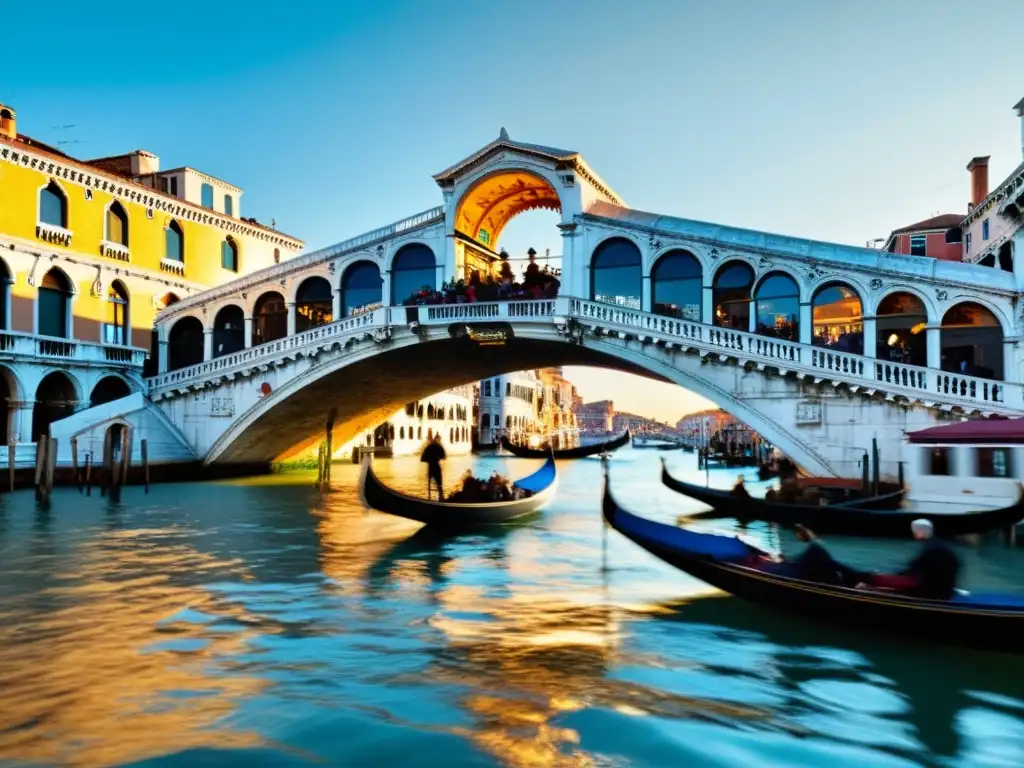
[876,292,927,367]
[753,272,799,340]
[252,291,287,346]
[417,426,422,440]
[32,371,77,441]
[224,194,234,217]
[213,305,245,357]
[391,245,435,305]
[106,201,129,246]
[221,237,238,272]
[449,428,454,443]
[400,426,405,440]
[591,238,641,310]
[168,316,204,371]
[712,261,754,330]
[652,250,702,320]
[427,428,433,441]
[296,276,333,331]
[341,261,382,317]
[506,415,512,428]
[103,280,129,345]
[165,221,184,262]
[941,303,1004,380]
[812,283,863,354]
[38,268,71,339]
[39,182,67,228]
[427,404,435,419]
[90,375,131,407]
[484,380,491,397]
[482,413,491,427]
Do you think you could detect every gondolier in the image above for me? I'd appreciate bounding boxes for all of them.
[420,435,446,499]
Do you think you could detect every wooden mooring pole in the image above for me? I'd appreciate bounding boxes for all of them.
[8,440,15,493]
[101,429,113,498]
[314,441,325,488]
[322,408,336,490]
[84,451,93,496]
[33,438,45,502]
[71,437,81,493]
[44,438,56,504]
[141,438,150,493]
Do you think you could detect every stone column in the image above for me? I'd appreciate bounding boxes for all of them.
[642,275,652,313]
[244,316,254,348]
[861,316,877,359]
[381,270,391,310]
[748,302,758,334]
[558,223,582,298]
[9,400,35,444]
[203,328,213,361]
[333,289,343,320]
[799,302,812,345]
[287,302,297,336]
[1003,338,1017,383]
[702,285,713,325]
[158,339,169,373]
[926,325,942,370]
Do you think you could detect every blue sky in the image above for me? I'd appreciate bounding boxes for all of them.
[7,0,1024,422]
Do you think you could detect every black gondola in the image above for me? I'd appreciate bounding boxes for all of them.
[500,430,630,459]
[661,460,1024,537]
[360,455,557,529]
[631,439,679,451]
[602,466,1024,653]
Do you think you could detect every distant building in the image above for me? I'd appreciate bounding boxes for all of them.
[477,370,540,447]
[882,213,964,262]
[676,408,735,446]
[536,368,579,449]
[575,399,614,432]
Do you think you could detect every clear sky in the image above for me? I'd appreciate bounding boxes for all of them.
[7,0,1024,424]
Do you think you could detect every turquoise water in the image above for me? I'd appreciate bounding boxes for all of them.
[0,449,1022,767]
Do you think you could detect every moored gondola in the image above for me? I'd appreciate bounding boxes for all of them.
[360,455,557,529]
[602,465,1024,653]
[661,460,1024,537]
[500,430,630,459]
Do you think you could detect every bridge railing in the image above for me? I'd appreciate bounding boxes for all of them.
[568,297,1019,411]
[414,299,560,325]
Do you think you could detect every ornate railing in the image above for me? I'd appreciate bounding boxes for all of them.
[0,330,145,368]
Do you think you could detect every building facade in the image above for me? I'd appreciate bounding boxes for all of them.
[0,103,302,448]
[676,409,736,447]
[536,367,579,449]
[337,385,474,459]
[574,400,614,433]
[476,370,540,447]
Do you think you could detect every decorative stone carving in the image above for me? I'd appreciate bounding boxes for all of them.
[806,260,827,280]
[708,248,720,261]
[328,262,336,275]
[757,256,774,270]
[89,266,103,298]
[372,326,393,344]
[935,289,948,301]
[648,234,662,251]
[869,278,883,290]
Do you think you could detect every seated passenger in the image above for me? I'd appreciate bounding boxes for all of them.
[760,525,862,586]
[861,519,960,599]
[731,475,751,499]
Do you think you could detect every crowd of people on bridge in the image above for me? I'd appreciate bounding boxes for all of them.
[402,250,560,306]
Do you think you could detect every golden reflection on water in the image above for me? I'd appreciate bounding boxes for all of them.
[0,522,266,767]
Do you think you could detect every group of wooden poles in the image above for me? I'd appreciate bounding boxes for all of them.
[313,409,337,490]
[27,426,151,505]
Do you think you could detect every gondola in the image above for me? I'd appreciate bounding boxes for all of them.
[631,439,678,451]
[661,460,1024,537]
[500,429,630,459]
[360,455,557,529]
[602,466,1024,653]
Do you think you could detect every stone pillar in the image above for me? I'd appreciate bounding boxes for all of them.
[381,270,391,309]
[748,301,758,334]
[642,275,652,313]
[203,328,213,361]
[9,400,34,444]
[559,223,583,298]
[333,288,343,320]
[862,316,877,359]
[244,316,253,348]
[926,325,942,370]
[1003,339,1017,383]
[702,285,713,325]
[286,302,297,336]
[799,301,812,345]
[158,340,169,373]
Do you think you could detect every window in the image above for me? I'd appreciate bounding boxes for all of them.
[399,426,405,440]
[590,238,642,310]
[39,182,67,228]
[224,194,234,217]
[159,177,169,193]
[977,447,1010,478]
[165,221,184,262]
[909,235,927,257]
[103,281,129,345]
[274,248,281,264]
[201,183,214,209]
[106,201,129,246]
[296,276,333,330]
[38,269,71,338]
[926,447,952,476]
[484,381,491,397]
[965,232,972,253]
[221,237,238,272]
[982,219,990,241]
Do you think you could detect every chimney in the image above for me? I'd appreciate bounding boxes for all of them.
[1015,97,1024,160]
[0,104,15,140]
[967,156,990,208]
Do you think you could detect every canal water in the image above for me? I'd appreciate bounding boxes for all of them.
[1,449,1022,767]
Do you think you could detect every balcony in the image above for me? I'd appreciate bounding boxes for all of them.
[0,330,146,369]
[36,222,73,247]
[100,240,131,262]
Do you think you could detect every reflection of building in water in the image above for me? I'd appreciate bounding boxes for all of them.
[337,385,474,458]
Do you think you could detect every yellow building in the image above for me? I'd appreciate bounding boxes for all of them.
[536,367,579,449]
[0,103,303,446]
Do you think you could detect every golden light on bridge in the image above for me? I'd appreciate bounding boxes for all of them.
[455,171,561,250]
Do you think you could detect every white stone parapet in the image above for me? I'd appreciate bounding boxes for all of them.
[0,330,146,369]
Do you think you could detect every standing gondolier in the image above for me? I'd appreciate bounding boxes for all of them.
[420,435,446,500]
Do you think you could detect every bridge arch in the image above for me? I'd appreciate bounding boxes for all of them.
[712,259,755,329]
[32,369,83,441]
[252,291,287,346]
[452,166,565,250]
[168,315,204,371]
[752,270,801,340]
[213,304,245,357]
[590,236,642,310]
[940,301,1005,380]
[875,290,929,366]
[811,281,864,354]
[339,261,382,318]
[294,275,334,330]
[650,249,703,321]
[389,243,436,305]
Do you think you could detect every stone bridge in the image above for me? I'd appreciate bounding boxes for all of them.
[54,130,1024,478]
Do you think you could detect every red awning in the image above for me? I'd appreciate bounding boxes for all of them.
[906,417,1023,445]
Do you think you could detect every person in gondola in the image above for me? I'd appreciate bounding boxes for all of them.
[731,475,750,499]
[786,525,863,585]
[420,435,446,500]
[859,519,961,599]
